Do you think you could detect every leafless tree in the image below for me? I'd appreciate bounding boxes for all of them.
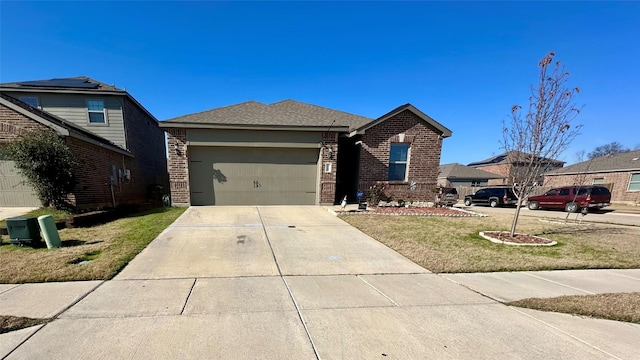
[502,52,582,236]
[587,141,630,159]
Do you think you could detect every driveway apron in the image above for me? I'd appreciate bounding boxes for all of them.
[4,206,639,360]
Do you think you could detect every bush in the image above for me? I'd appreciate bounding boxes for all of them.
[1,130,78,209]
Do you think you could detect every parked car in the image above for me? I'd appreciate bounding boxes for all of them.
[463,187,518,207]
[526,185,611,213]
[435,187,459,206]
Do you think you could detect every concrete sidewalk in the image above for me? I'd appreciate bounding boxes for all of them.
[443,269,640,302]
[2,206,639,359]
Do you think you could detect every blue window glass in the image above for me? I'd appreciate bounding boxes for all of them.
[87,100,106,124]
[388,143,409,181]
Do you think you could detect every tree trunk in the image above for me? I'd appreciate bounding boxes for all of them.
[510,199,524,237]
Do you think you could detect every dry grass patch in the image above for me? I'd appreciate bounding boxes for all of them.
[0,315,51,334]
[341,213,640,273]
[0,207,186,283]
[508,292,640,324]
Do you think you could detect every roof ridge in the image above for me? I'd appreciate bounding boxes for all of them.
[164,100,267,122]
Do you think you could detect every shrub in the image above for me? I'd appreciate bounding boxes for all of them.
[1,130,78,209]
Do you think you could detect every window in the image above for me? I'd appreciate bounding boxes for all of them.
[19,97,39,108]
[87,100,106,124]
[470,180,481,187]
[559,188,570,196]
[629,173,640,191]
[592,178,604,185]
[388,143,409,181]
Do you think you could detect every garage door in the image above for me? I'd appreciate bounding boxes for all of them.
[0,160,41,206]
[189,147,319,205]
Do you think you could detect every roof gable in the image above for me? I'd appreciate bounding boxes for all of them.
[545,149,640,175]
[351,103,452,138]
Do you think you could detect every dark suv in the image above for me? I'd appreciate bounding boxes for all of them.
[464,187,518,207]
[526,185,611,213]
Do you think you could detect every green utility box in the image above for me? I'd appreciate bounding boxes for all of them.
[7,217,43,247]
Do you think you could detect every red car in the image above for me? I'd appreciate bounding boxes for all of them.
[526,186,611,213]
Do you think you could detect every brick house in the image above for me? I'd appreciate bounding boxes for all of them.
[467,151,564,186]
[161,101,451,206]
[0,77,167,208]
[543,150,640,204]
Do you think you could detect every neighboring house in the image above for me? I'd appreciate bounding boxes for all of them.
[161,101,452,206]
[0,77,167,208]
[543,150,640,204]
[438,163,505,188]
[467,151,564,186]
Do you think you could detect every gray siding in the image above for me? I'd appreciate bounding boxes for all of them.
[4,92,126,147]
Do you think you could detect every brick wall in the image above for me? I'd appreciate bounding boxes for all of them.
[0,103,147,209]
[66,137,142,209]
[0,104,48,142]
[166,129,190,205]
[358,110,443,202]
[123,98,168,198]
[545,172,640,204]
[319,132,339,204]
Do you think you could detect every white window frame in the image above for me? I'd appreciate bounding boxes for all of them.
[471,180,481,187]
[592,177,605,185]
[86,99,108,125]
[388,143,410,182]
[19,96,40,108]
[628,173,640,192]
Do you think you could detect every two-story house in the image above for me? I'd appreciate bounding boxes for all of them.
[0,77,167,208]
[467,151,564,186]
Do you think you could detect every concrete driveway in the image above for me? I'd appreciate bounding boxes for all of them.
[3,206,639,359]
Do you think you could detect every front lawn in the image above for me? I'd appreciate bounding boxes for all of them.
[0,207,186,283]
[341,212,640,273]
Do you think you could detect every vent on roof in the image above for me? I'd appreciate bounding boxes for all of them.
[18,78,99,89]
[633,158,639,161]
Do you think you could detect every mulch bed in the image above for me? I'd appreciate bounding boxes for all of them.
[482,231,556,245]
[339,206,483,217]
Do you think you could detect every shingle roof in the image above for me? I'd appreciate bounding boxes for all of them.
[162,99,373,131]
[0,93,131,156]
[545,150,640,175]
[468,151,564,167]
[439,163,505,179]
[0,76,125,93]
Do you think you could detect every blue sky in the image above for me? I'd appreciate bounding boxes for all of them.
[1,1,639,165]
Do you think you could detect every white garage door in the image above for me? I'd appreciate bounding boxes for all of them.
[0,160,41,206]
[188,147,319,205]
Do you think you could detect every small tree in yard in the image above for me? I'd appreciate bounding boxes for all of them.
[503,52,582,237]
[0,130,78,209]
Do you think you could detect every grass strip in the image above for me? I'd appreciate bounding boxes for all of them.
[0,207,186,283]
[0,315,51,334]
[507,292,640,324]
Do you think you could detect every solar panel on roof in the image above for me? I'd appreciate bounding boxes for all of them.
[18,78,99,89]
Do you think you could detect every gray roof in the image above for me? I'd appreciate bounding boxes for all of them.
[0,76,125,93]
[162,100,373,131]
[545,149,640,175]
[1,76,159,124]
[439,163,505,179]
[468,150,564,167]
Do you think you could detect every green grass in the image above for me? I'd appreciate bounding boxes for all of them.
[0,206,187,283]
